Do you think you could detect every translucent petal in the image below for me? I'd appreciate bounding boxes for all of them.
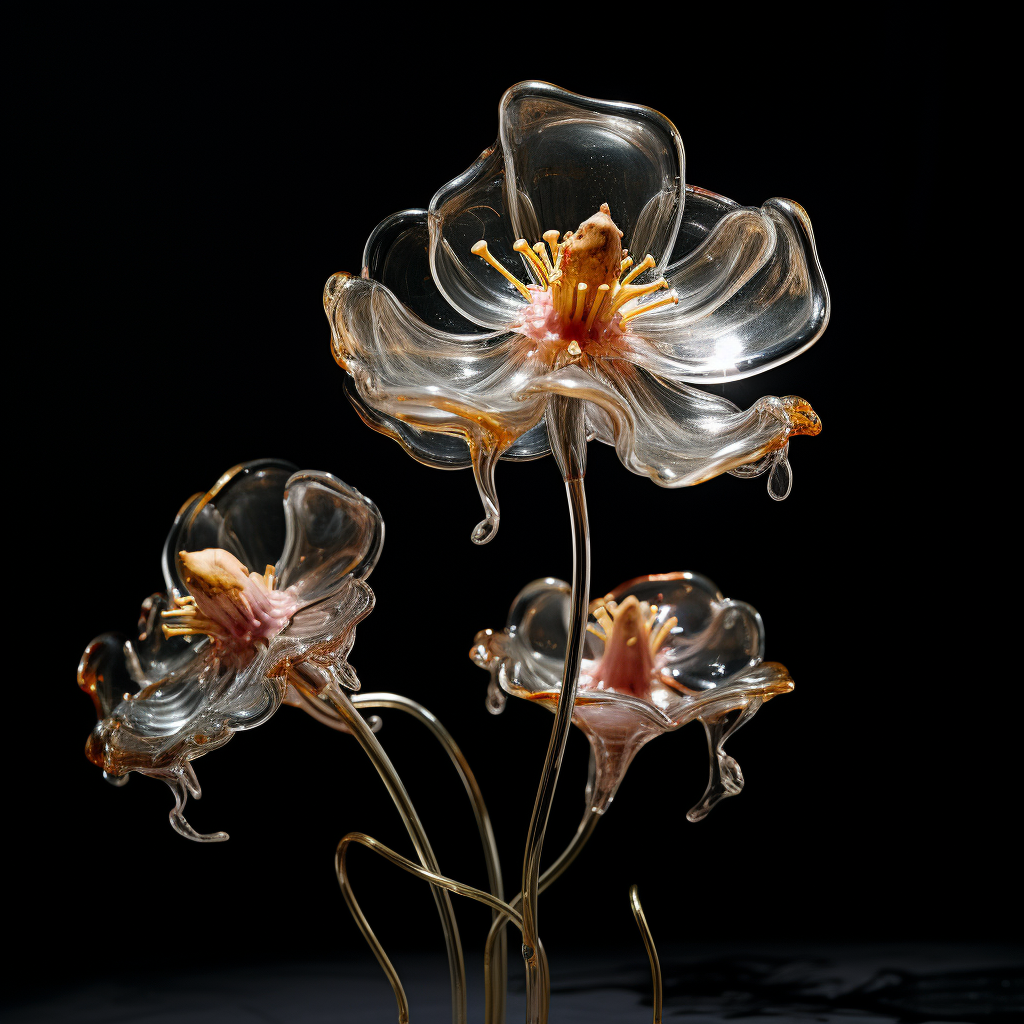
[273,577,375,672]
[665,185,740,265]
[173,459,298,585]
[626,198,830,382]
[128,592,199,682]
[472,575,792,813]
[496,82,685,271]
[427,143,531,330]
[359,210,555,461]
[523,360,816,489]
[78,633,134,719]
[277,471,383,605]
[85,644,280,781]
[647,207,777,330]
[363,209,491,334]
[325,272,551,542]
[604,573,765,691]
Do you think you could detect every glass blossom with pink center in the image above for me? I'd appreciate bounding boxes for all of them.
[78,459,383,841]
[472,572,793,819]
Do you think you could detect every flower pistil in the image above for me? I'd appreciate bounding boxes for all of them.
[585,593,678,698]
[472,204,678,359]
[161,548,300,644]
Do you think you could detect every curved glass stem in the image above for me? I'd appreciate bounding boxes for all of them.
[337,830,521,928]
[352,691,507,1016]
[308,673,468,1024]
[485,801,601,1024]
[521,395,591,1024]
[630,885,663,1024]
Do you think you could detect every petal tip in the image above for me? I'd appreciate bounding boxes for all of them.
[782,396,822,437]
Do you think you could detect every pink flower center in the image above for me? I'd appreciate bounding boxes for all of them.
[582,594,678,700]
[162,548,300,645]
[471,204,678,360]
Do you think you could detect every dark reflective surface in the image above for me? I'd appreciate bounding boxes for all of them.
[7,946,1020,1023]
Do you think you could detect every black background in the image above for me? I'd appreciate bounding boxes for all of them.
[14,15,1008,1006]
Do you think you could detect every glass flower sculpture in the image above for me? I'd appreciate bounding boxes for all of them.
[325,80,828,543]
[471,572,794,820]
[78,459,383,841]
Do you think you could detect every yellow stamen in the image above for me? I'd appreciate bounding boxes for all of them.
[543,230,561,268]
[649,615,678,653]
[533,242,554,278]
[620,255,634,273]
[513,238,550,286]
[609,277,670,316]
[571,283,587,323]
[471,240,532,301]
[586,623,607,640]
[593,607,614,634]
[619,253,656,288]
[264,564,276,589]
[558,277,574,319]
[161,605,196,618]
[585,283,610,330]
[619,292,679,325]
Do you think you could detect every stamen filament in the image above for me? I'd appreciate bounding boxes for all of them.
[649,615,678,654]
[533,242,554,277]
[593,607,614,634]
[571,283,587,323]
[619,292,679,324]
[543,230,561,269]
[619,253,656,288]
[610,277,669,316]
[513,239,550,286]
[471,240,532,301]
[620,256,634,273]
[585,283,610,330]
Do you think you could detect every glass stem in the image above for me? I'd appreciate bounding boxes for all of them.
[313,673,468,1024]
[630,885,663,1024]
[485,804,601,1024]
[351,691,506,1018]
[521,395,591,1024]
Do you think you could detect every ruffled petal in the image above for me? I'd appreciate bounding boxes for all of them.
[272,577,375,674]
[86,641,278,763]
[325,272,551,542]
[364,209,493,334]
[664,185,740,265]
[277,471,383,605]
[472,575,792,815]
[651,207,777,330]
[427,143,531,330]
[605,573,765,691]
[522,360,820,493]
[171,459,298,587]
[625,198,830,382]
[497,82,685,271]
[127,592,198,683]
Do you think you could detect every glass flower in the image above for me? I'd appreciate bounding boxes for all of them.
[77,458,383,841]
[471,572,793,819]
[325,81,828,543]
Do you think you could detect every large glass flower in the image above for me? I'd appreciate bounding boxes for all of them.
[471,572,793,818]
[78,459,383,841]
[325,81,828,543]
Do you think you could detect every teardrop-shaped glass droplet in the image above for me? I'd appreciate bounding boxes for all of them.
[767,449,792,501]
